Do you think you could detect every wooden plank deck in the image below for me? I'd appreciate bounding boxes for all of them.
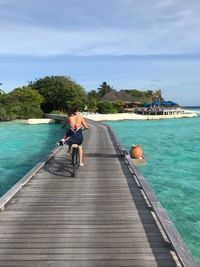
[0,120,189,266]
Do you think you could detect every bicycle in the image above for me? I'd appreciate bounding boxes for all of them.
[71,128,87,177]
[58,128,87,177]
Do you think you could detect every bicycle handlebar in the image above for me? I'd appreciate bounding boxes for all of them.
[57,127,88,146]
[82,127,88,131]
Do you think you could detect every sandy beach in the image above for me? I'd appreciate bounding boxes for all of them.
[82,111,197,121]
[26,118,55,124]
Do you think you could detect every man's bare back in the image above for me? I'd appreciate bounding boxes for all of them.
[68,114,88,130]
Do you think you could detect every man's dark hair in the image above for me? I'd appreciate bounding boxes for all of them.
[68,104,79,115]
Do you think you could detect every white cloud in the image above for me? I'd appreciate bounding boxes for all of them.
[1,0,200,56]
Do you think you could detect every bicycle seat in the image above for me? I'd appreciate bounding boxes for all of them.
[71,144,79,148]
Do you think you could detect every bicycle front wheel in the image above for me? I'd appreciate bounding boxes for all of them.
[72,148,77,177]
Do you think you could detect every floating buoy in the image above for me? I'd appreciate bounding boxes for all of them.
[130,144,143,159]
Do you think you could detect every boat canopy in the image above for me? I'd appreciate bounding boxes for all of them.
[143,101,178,107]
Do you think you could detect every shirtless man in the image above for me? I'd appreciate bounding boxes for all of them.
[63,105,88,166]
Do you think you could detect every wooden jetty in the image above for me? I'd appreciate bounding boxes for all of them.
[0,120,198,267]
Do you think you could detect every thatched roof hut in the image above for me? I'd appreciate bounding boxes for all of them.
[117,90,135,103]
[100,89,136,103]
[100,90,119,102]
[100,89,142,109]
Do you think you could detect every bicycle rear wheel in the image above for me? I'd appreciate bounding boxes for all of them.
[72,147,79,177]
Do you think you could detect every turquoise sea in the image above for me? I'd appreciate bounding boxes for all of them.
[107,107,200,265]
[0,121,63,197]
[0,110,199,265]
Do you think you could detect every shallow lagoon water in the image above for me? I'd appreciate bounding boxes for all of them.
[0,121,63,197]
[107,110,200,265]
[0,113,199,265]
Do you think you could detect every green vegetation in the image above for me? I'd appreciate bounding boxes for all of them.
[0,86,43,121]
[98,102,118,114]
[29,76,86,113]
[97,101,124,114]
[0,77,165,120]
[86,90,98,112]
[125,89,164,103]
[0,76,87,121]
[97,82,113,98]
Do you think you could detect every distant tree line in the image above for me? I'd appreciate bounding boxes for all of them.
[0,76,86,121]
[0,86,43,121]
[0,76,164,120]
[126,89,163,103]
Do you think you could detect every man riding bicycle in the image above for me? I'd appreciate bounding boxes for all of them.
[63,105,88,167]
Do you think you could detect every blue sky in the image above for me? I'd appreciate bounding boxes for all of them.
[0,0,200,105]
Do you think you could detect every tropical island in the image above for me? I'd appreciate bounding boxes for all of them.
[0,76,197,122]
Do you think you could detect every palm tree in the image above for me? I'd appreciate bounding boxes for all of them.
[153,89,163,103]
[146,90,154,97]
[97,82,113,98]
